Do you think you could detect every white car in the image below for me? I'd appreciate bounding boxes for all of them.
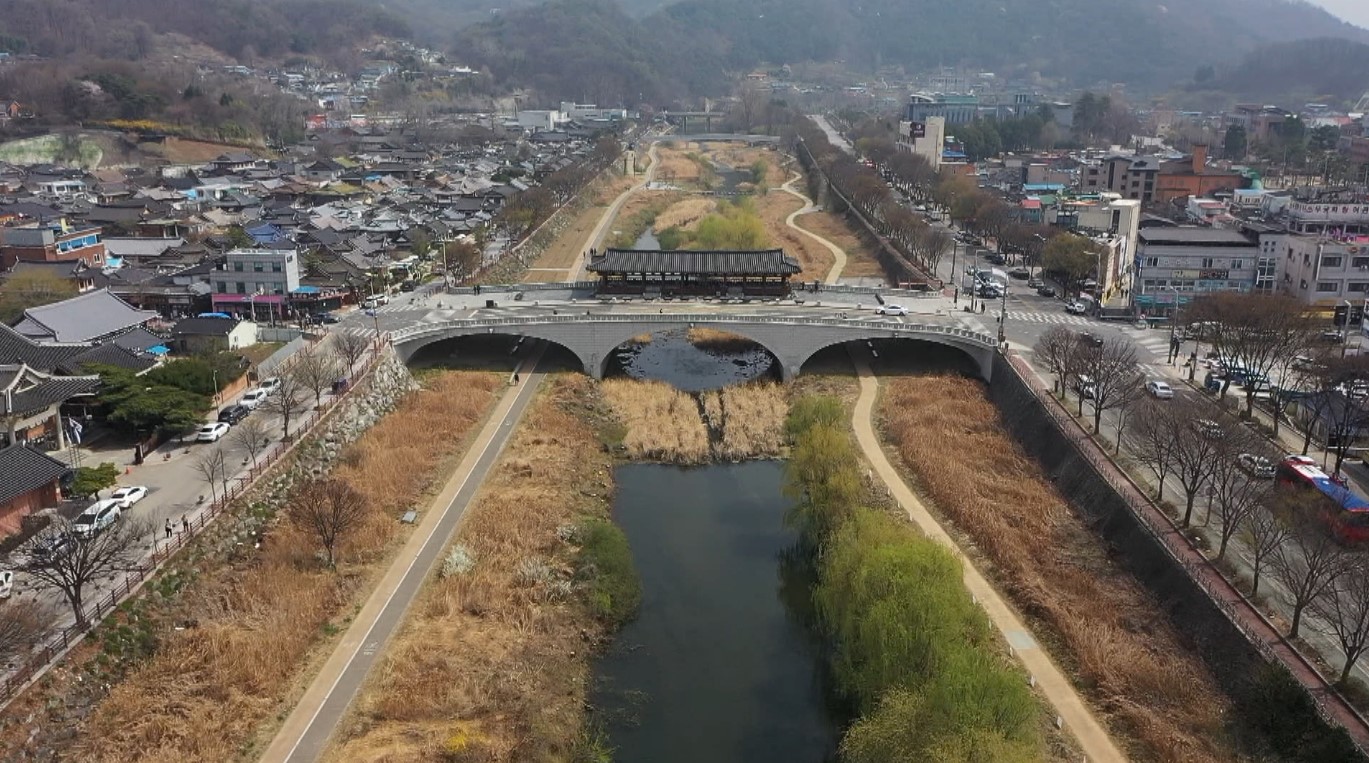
[257,377,282,395]
[1075,374,1097,400]
[1065,301,1087,315]
[876,304,908,316]
[361,294,389,309]
[239,388,269,409]
[196,422,231,442]
[109,485,148,509]
[72,500,122,538]
[1146,380,1174,399]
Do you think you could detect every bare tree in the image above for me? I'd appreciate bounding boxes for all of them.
[22,518,149,629]
[1112,369,1148,455]
[0,598,54,663]
[1242,507,1290,598]
[230,416,271,468]
[1078,335,1140,435]
[194,449,227,504]
[1313,554,1369,685]
[289,478,368,568]
[1186,292,1316,415]
[260,370,310,441]
[332,331,370,375]
[290,345,341,409]
[1207,434,1273,559]
[1270,503,1353,638]
[1130,400,1180,500]
[1169,403,1228,526]
[1032,326,1077,399]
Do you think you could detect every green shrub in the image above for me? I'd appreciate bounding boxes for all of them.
[575,518,641,628]
[1239,664,1362,762]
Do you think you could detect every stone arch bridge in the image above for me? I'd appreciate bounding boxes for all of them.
[389,312,996,381]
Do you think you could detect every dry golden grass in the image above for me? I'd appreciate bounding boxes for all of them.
[327,375,616,763]
[600,378,710,463]
[685,327,758,353]
[654,145,705,184]
[880,375,1236,762]
[703,383,787,460]
[629,332,653,345]
[755,190,833,281]
[652,197,716,232]
[71,371,503,763]
[792,208,887,279]
[703,144,787,188]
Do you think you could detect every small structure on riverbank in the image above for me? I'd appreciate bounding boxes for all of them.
[586,248,800,298]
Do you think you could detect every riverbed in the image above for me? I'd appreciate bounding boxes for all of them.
[591,462,839,762]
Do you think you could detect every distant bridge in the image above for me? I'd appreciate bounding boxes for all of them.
[389,312,996,381]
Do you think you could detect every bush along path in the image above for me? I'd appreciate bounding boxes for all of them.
[839,356,1126,761]
[781,390,1101,760]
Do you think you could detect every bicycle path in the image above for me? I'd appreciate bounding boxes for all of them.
[567,142,659,283]
[779,172,847,284]
[259,346,548,763]
[848,352,1126,762]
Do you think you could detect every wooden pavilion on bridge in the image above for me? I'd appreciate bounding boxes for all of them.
[586,248,801,298]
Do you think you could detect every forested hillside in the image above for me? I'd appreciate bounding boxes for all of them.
[1189,37,1369,106]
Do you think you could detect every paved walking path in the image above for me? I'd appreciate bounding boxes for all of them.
[259,346,549,763]
[779,172,847,284]
[848,353,1126,762]
[567,143,659,283]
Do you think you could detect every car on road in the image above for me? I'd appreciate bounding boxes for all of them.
[1077,332,1104,348]
[73,500,122,538]
[976,284,1002,298]
[305,312,340,325]
[1237,453,1276,479]
[1075,374,1097,400]
[258,377,282,395]
[399,280,417,292]
[361,294,390,309]
[876,304,908,316]
[1027,276,1044,288]
[1036,285,1056,297]
[1008,267,1030,280]
[196,422,231,442]
[1322,329,1347,343]
[239,388,269,409]
[1065,301,1087,315]
[1146,380,1174,399]
[109,485,147,509]
[218,404,250,425]
[1195,419,1225,438]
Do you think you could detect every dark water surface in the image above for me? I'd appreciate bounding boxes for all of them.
[591,462,839,763]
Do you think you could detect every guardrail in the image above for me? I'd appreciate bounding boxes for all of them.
[0,346,388,709]
[388,312,996,348]
[1004,352,1369,753]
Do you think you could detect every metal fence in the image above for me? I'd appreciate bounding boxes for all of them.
[0,347,387,708]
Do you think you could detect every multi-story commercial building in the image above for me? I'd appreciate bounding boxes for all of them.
[1131,227,1260,314]
[1271,233,1369,310]
[210,248,301,320]
[896,116,945,170]
[905,93,979,126]
[0,221,105,270]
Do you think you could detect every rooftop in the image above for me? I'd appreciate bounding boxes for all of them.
[587,249,802,276]
[1138,228,1254,246]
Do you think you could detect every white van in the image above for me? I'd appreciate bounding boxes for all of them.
[73,499,122,538]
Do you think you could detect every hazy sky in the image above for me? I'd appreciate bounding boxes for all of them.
[1309,0,1369,29]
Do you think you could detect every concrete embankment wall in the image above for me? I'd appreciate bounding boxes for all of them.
[984,354,1320,743]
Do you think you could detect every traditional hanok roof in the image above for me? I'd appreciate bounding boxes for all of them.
[0,444,69,505]
[587,248,801,276]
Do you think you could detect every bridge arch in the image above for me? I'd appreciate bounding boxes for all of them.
[391,314,996,382]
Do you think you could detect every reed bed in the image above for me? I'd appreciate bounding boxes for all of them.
[652,197,716,232]
[702,383,787,460]
[328,375,616,762]
[600,378,709,463]
[69,371,502,762]
[685,326,761,353]
[880,375,1237,762]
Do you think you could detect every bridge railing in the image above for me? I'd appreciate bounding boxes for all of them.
[456,281,940,301]
[389,312,995,348]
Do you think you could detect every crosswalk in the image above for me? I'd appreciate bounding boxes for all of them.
[1004,310,1108,327]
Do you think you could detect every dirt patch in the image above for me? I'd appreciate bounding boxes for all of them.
[653,198,717,232]
[880,375,1239,762]
[24,371,503,763]
[754,191,833,281]
[793,209,887,279]
[326,375,616,762]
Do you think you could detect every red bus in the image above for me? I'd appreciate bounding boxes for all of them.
[1275,456,1369,543]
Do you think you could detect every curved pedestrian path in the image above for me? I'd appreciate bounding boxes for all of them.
[567,142,659,283]
[779,172,847,284]
[848,352,1126,762]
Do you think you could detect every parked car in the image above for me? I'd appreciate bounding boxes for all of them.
[257,377,282,395]
[1075,374,1097,400]
[196,422,231,442]
[109,486,147,509]
[1237,453,1276,479]
[1146,380,1174,399]
[72,500,122,538]
[1322,329,1347,343]
[239,388,269,409]
[1195,419,1225,438]
[1027,276,1044,288]
[1008,267,1030,280]
[218,404,250,425]
[876,304,908,316]
[1036,285,1056,297]
[1065,301,1087,315]
[399,280,417,292]
[29,531,75,562]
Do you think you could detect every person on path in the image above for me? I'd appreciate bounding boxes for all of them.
[513,372,521,384]
[164,519,172,539]
[181,515,190,535]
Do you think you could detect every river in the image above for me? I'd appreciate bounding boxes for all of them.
[592,462,839,762]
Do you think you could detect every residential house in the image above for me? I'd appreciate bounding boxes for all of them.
[0,443,71,537]
[1154,145,1245,204]
[0,220,105,269]
[170,316,257,354]
[5,259,98,292]
[12,288,158,343]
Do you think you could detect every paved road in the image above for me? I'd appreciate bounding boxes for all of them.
[259,345,547,763]
[848,350,1126,760]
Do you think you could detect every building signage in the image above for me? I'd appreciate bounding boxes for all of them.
[909,121,926,139]
[1199,270,1229,280]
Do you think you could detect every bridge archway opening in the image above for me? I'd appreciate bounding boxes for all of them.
[405,333,581,374]
[799,337,986,380]
[601,327,780,391]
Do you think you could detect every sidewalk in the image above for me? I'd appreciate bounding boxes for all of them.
[848,352,1125,761]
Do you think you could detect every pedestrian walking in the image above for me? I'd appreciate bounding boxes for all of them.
[514,372,521,384]
[164,518,172,539]
[181,515,189,535]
